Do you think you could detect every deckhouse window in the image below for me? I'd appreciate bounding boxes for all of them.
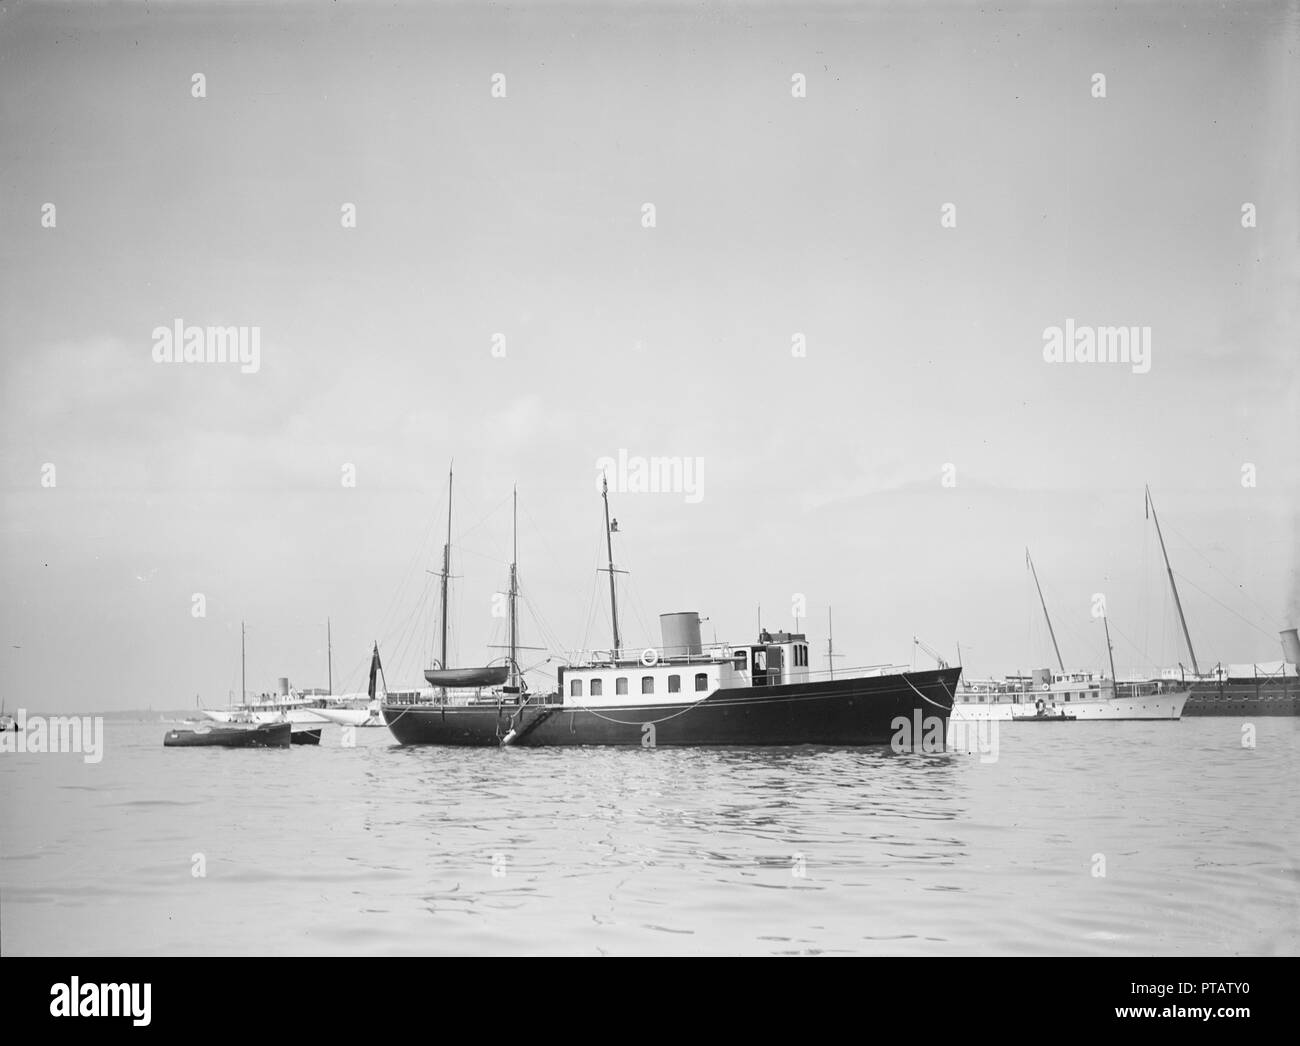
[668,674,681,693]
[590,679,603,696]
[642,676,655,695]
[733,650,748,670]
[616,677,628,695]
[695,673,708,692]
[570,679,582,697]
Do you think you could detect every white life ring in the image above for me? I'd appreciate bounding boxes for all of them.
[640,648,659,667]
[1041,682,1050,692]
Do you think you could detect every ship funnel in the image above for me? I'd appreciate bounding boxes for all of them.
[277,677,290,697]
[660,612,703,657]
[1281,628,1300,666]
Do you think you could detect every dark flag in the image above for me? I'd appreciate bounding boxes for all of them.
[368,644,382,701]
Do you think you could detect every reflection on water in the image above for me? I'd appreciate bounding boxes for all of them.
[1,719,1296,954]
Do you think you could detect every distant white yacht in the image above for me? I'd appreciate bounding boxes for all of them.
[198,623,327,741]
[952,527,1191,724]
[952,669,1188,721]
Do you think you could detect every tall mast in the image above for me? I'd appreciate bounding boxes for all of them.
[440,465,453,674]
[240,620,246,706]
[508,485,518,690]
[1102,611,1120,699]
[1146,486,1200,675]
[601,473,621,659]
[489,484,541,689]
[827,607,836,681]
[1027,548,1065,674]
[326,617,333,696]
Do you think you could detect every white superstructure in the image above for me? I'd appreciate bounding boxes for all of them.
[952,668,1187,721]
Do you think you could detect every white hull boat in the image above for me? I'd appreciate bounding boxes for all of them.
[312,706,384,728]
[200,707,327,726]
[952,681,1188,722]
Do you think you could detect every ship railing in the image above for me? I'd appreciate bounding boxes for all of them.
[572,646,922,671]
[566,649,918,681]
[570,646,739,667]
[1114,679,1189,697]
[958,679,1189,702]
[383,686,547,707]
[796,663,912,680]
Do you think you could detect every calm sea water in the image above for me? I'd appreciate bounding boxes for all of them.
[2,717,1297,955]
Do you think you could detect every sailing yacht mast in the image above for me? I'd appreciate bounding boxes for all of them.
[489,484,541,690]
[326,617,333,696]
[508,485,518,690]
[240,620,246,705]
[1146,486,1200,676]
[1026,549,1066,674]
[434,467,455,698]
[440,466,453,674]
[601,473,621,659]
[826,607,839,680]
[1102,612,1120,698]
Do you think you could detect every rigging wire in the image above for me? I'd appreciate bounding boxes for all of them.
[1162,519,1285,630]
[1105,616,1162,677]
[517,491,601,654]
[1172,570,1282,645]
[518,580,568,656]
[580,504,606,653]
[455,491,513,546]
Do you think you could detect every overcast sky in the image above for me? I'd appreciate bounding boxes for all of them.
[2,1,1297,711]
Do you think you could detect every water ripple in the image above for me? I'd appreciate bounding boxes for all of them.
[0,719,1296,954]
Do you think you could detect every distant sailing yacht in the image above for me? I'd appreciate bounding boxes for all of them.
[383,472,962,747]
[309,619,389,728]
[953,496,1191,722]
[313,641,389,727]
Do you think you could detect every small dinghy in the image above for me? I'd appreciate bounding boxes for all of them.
[1011,700,1076,722]
[163,721,291,748]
